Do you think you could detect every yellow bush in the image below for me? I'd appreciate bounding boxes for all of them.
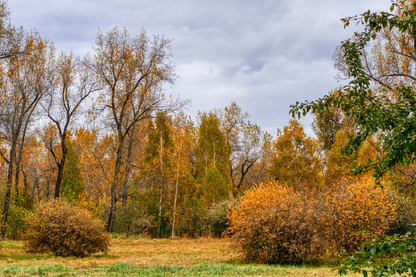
[24,199,110,257]
[228,178,399,264]
[320,177,398,253]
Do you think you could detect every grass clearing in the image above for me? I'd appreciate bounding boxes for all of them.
[0,238,359,276]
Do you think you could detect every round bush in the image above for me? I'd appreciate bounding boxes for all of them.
[320,177,399,253]
[227,182,324,264]
[24,199,110,257]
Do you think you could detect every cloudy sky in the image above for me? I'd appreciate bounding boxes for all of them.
[8,0,391,136]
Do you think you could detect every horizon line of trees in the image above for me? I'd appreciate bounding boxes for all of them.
[2,0,416,241]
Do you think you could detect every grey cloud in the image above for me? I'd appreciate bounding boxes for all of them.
[9,0,394,136]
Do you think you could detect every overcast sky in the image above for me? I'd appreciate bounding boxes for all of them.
[8,0,392,136]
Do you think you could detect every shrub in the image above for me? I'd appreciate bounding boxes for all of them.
[228,178,399,264]
[228,182,324,264]
[6,205,30,240]
[387,192,416,236]
[128,217,153,236]
[205,199,237,238]
[24,199,110,257]
[319,177,398,253]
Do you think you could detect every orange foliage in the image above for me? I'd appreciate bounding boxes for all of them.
[228,178,399,264]
[320,176,398,253]
[269,120,322,190]
[227,181,324,264]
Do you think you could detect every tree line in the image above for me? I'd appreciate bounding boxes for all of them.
[0,1,277,238]
[3,0,416,243]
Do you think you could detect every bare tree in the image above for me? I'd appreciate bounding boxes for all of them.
[90,27,184,233]
[43,51,100,198]
[216,102,264,191]
[0,31,53,238]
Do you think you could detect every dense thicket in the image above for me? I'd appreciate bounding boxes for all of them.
[228,178,400,264]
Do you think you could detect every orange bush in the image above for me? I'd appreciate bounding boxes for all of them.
[227,182,324,264]
[319,177,398,253]
[228,178,399,264]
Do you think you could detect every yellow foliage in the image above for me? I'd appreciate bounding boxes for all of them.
[228,177,399,263]
[269,120,322,190]
[320,176,398,253]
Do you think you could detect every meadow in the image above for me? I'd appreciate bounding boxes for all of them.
[0,238,359,276]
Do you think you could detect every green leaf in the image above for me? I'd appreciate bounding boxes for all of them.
[399,243,407,253]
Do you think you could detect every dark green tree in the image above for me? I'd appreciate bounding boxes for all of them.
[61,140,85,203]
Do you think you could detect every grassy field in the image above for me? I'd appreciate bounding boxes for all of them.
[0,238,360,276]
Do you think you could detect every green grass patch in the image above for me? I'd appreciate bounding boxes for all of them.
[0,240,24,249]
[0,264,70,275]
[0,253,53,261]
[102,262,321,276]
[0,262,340,276]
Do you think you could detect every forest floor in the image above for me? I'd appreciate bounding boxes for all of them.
[0,238,359,276]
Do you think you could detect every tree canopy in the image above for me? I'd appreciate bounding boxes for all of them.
[291,0,416,180]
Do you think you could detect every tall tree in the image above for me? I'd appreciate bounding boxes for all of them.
[311,90,354,155]
[0,1,30,60]
[142,112,174,237]
[43,51,99,198]
[90,27,181,233]
[215,102,265,191]
[0,32,53,238]
[195,112,230,206]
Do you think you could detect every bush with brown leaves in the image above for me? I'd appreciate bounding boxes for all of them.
[24,199,110,257]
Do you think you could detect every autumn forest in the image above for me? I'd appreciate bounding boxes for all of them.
[3,0,416,276]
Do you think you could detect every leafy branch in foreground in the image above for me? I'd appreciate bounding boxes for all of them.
[290,0,416,180]
[338,234,416,276]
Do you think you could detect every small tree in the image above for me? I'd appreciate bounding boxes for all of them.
[60,140,85,203]
[269,120,322,190]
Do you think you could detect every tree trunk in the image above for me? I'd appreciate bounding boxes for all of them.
[107,141,124,233]
[54,149,67,199]
[121,130,135,234]
[1,139,16,238]
[157,189,163,238]
[157,131,163,238]
[171,141,181,238]
[14,121,31,205]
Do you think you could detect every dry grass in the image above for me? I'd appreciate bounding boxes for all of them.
[0,237,360,276]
